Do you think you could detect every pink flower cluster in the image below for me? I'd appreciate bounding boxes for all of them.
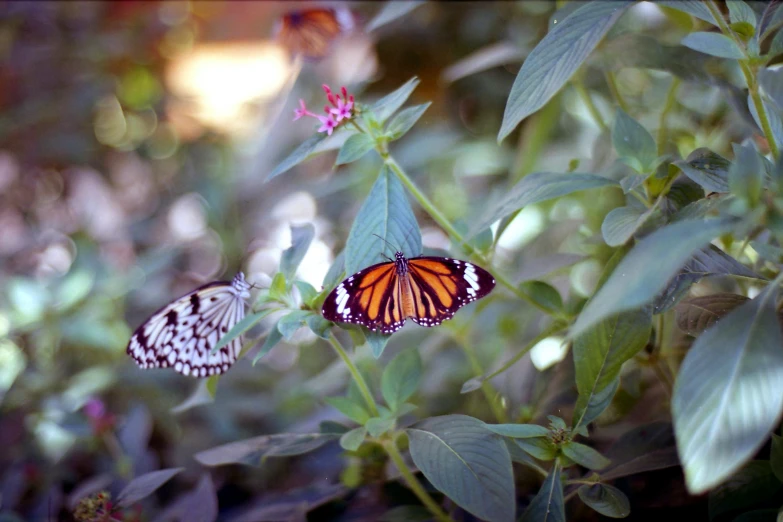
[294,84,354,136]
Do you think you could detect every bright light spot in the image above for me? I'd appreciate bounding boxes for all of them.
[0,339,25,394]
[297,239,332,288]
[530,336,568,371]
[570,259,602,298]
[168,193,207,241]
[496,206,544,250]
[166,42,290,134]
[271,191,317,222]
[38,243,73,276]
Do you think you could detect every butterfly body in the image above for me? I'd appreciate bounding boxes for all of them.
[323,252,496,334]
[127,273,251,378]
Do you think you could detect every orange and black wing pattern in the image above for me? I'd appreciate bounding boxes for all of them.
[275,7,353,59]
[322,253,495,334]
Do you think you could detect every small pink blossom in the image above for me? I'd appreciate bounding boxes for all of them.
[294,84,355,135]
[330,96,354,122]
[293,99,309,121]
[317,115,338,135]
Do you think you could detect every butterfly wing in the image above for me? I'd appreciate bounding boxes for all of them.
[405,257,496,327]
[321,260,407,334]
[276,8,350,59]
[127,281,245,378]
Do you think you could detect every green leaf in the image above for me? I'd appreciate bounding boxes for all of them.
[116,468,184,508]
[748,94,783,154]
[727,0,757,28]
[268,272,287,301]
[335,133,376,166]
[772,434,783,483]
[601,422,680,480]
[211,309,272,355]
[759,2,783,40]
[597,33,709,82]
[751,241,783,263]
[323,250,346,290]
[386,103,431,141]
[305,313,331,339]
[277,310,311,341]
[368,77,420,124]
[673,285,783,494]
[345,165,422,275]
[612,109,657,172]
[729,143,764,206]
[570,219,733,339]
[514,437,558,461]
[366,417,395,437]
[484,423,550,438]
[573,377,620,429]
[681,32,745,59]
[498,1,631,142]
[673,148,730,193]
[381,348,422,411]
[407,415,515,522]
[252,320,283,365]
[578,483,631,518]
[366,1,426,32]
[280,224,315,281]
[470,172,617,238]
[561,442,611,470]
[519,464,565,522]
[325,396,372,425]
[339,427,367,451]
[548,415,567,430]
[378,505,433,522]
[195,433,339,466]
[362,329,392,359]
[675,293,749,336]
[657,1,717,25]
[771,27,783,57]
[267,133,327,181]
[519,281,563,314]
[601,205,655,247]
[205,375,219,398]
[294,280,318,306]
[708,461,783,520]
[573,308,651,429]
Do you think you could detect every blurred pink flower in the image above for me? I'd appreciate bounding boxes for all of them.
[317,115,338,135]
[294,84,355,135]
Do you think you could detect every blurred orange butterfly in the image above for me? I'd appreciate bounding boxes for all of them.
[275,7,354,59]
[322,251,496,334]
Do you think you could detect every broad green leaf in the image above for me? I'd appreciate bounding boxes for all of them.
[759,2,783,40]
[368,77,420,124]
[748,94,783,152]
[339,427,367,451]
[253,320,283,365]
[268,272,287,301]
[681,32,745,59]
[612,109,657,172]
[345,165,422,275]
[325,396,371,425]
[195,433,339,466]
[381,348,422,411]
[772,27,783,57]
[578,483,631,518]
[548,416,567,430]
[519,281,563,315]
[673,148,730,193]
[573,308,651,429]
[570,219,733,339]
[573,377,619,429]
[499,1,631,142]
[597,33,709,82]
[366,1,426,33]
[561,442,611,470]
[772,434,783,483]
[335,133,376,166]
[730,143,764,206]
[212,309,273,355]
[364,329,392,359]
[514,437,558,461]
[294,280,318,306]
[116,468,184,508]
[441,41,526,84]
[470,172,617,238]
[277,310,311,341]
[305,313,331,339]
[407,415,515,522]
[267,133,327,181]
[656,0,718,25]
[727,0,757,27]
[751,240,783,263]
[366,417,395,437]
[484,423,550,439]
[708,461,783,520]
[386,103,431,141]
[323,250,346,290]
[760,67,783,112]
[180,474,217,522]
[280,224,315,281]
[601,205,655,247]
[601,422,680,480]
[675,293,749,336]
[519,464,565,522]
[673,285,783,494]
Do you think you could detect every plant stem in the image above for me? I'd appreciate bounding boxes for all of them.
[383,437,454,522]
[573,75,608,133]
[327,333,380,416]
[605,71,629,114]
[454,331,509,423]
[657,76,680,157]
[705,0,779,158]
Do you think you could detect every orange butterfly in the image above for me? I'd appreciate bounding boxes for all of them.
[275,7,354,59]
[322,252,496,334]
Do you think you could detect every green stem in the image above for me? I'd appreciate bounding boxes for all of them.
[605,71,629,114]
[657,77,680,157]
[455,332,509,423]
[573,75,608,133]
[383,438,454,522]
[383,155,556,315]
[705,0,779,158]
[327,333,380,416]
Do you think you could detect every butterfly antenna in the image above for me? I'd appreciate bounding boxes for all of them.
[372,233,399,256]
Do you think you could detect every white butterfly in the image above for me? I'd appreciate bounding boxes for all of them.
[127,273,251,378]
